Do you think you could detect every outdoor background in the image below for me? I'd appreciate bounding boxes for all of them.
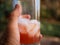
[40,0,60,45]
[0,0,60,45]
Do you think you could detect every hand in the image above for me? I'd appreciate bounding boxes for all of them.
[3,4,42,45]
[6,4,31,45]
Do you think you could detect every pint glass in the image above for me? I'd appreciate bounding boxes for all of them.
[12,0,41,45]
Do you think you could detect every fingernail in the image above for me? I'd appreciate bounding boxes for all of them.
[15,4,19,8]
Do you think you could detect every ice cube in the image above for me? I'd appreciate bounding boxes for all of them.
[28,20,40,36]
[30,20,40,28]
[18,16,30,26]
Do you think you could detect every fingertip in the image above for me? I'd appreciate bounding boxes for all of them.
[15,4,22,15]
[22,14,31,19]
[15,4,20,9]
[27,15,31,19]
[25,15,31,19]
[40,34,43,39]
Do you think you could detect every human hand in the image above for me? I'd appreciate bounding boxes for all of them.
[5,4,31,45]
[7,4,42,45]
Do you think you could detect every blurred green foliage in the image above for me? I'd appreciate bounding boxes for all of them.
[41,7,52,18]
[0,0,12,32]
[41,21,60,37]
[41,0,60,37]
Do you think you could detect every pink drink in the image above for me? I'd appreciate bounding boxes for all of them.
[18,18,40,44]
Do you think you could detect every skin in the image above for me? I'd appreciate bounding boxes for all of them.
[0,4,42,45]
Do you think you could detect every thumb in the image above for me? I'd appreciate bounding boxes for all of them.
[14,4,20,10]
[15,4,22,15]
[10,4,22,19]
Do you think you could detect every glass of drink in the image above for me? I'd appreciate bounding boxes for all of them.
[12,0,41,45]
[18,17,41,45]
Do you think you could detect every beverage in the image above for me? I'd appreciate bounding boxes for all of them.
[18,17,41,44]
